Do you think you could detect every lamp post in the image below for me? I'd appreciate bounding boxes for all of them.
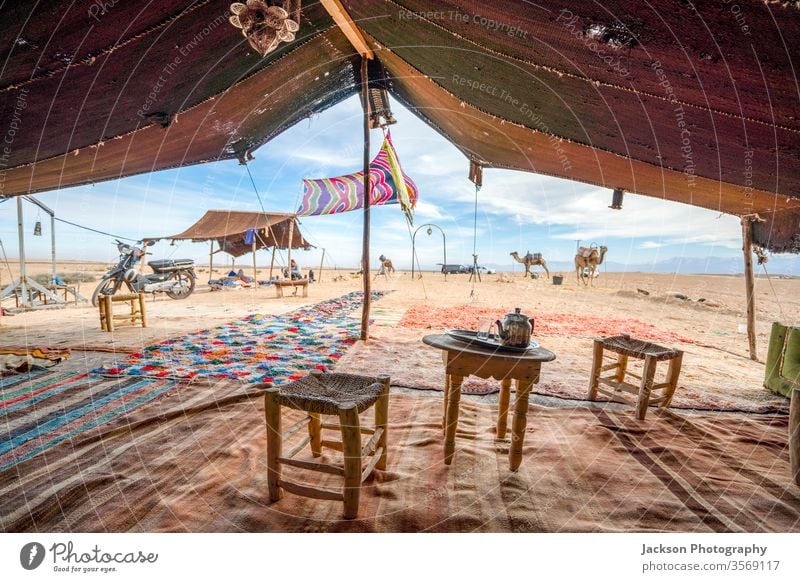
[411,223,447,280]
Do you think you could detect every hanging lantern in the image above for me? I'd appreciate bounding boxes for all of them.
[33,220,42,236]
[609,187,624,210]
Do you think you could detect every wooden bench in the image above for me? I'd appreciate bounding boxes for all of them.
[274,278,308,298]
[98,292,147,332]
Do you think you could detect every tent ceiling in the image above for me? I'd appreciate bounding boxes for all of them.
[0,0,798,251]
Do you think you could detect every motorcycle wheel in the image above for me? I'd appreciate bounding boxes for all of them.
[165,271,195,300]
[91,277,124,307]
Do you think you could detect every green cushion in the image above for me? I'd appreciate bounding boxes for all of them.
[764,322,800,398]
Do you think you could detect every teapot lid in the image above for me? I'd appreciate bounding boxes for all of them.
[505,307,529,319]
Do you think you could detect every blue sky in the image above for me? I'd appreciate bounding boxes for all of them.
[0,95,791,274]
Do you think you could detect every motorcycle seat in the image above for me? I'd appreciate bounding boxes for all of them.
[148,259,194,273]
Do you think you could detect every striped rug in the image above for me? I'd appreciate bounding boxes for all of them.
[1,392,797,532]
[0,371,179,471]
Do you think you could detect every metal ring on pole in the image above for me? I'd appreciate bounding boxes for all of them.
[411,223,447,280]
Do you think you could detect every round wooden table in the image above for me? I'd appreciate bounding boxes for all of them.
[422,334,556,470]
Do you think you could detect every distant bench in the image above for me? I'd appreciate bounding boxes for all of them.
[274,278,308,298]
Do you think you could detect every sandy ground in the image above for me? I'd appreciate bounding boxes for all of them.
[1,260,798,410]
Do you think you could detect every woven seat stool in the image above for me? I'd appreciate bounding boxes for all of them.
[588,334,683,420]
[98,292,147,332]
[264,370,390,519]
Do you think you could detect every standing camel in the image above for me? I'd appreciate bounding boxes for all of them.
[574,246,608,286]
[374,254,395,280]
[510,251,550,279]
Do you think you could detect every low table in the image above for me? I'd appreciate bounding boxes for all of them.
[588,334,683,420]
[422,334,556,470]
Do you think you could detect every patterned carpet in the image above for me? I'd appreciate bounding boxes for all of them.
[2,389,797,532]
[93,291,387,384]
[0,371,179,471]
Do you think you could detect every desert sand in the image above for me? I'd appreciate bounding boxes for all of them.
[1,258,798,412]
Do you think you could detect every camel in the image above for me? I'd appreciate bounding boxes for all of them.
[374,254,395,280]
[510,251,550,279]
[574,245,608,286]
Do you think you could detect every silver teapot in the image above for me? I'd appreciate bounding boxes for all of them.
[495,308,533,348]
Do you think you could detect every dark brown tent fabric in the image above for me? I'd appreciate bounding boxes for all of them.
[149,210,312,257]
[0,1,797,251]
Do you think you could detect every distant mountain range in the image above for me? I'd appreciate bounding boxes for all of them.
[483,255,799,276]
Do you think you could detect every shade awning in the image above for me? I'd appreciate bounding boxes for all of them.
[1,1,798,252]
[148,210,312,258]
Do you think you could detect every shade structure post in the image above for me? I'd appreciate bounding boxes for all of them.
[287,217,295,278]
[209,240,214,280]
[252,240,257,282]
[318,248,325,283]
[16,197,27,304]
[50,214,56,284]
[741,216,757,361]
[269,246,276,279]
[360,56,371,341]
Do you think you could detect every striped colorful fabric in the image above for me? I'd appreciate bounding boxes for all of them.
[0,372,179,471]
[297,132,418,223]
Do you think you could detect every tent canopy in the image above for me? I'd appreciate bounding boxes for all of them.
[149,210,312,258]
[0,1,797,252]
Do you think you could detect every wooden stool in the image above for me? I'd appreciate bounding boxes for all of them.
[98,292,147,332]
[588,334,683,420]
[264,371,390,519]
[274,278,308,297]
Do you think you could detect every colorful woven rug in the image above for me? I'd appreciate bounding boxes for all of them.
[399,305,702,345]
[3,392,797,532]
[94,291,387,384]
[336,328,788,413]
[0,371,179,471]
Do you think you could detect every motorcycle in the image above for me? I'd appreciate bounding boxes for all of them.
[91,240,196,306]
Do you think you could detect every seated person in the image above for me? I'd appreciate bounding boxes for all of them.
[289,259,302,280]
[308,269,315,283]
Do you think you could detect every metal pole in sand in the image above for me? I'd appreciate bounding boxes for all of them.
[16,197,28,305]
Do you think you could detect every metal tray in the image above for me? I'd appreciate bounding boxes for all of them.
[445,329,539,352]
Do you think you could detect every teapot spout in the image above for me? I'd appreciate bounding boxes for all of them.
[494,319,505,339]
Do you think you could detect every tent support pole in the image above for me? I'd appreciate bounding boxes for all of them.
[742,215,757,361]
[17,197,28,305]
[209,241,214,280]
[269,247,276,280]
[287,217,295,278]
[252,240,257,282]
[318,248,325,283]
[359,56,372,341]
[50,214,56,284]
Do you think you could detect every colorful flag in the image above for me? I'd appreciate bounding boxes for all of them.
[297,132,418,223]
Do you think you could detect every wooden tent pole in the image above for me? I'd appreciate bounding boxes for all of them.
[742,216,757,361]
[360,56,371,341]
[287,217,295,278]
[318,248,325,283]
[252,240,257,282]
[209,241,214,279]
[269,246,276,279]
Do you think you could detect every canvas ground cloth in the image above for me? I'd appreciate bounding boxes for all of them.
[1,378,797,533]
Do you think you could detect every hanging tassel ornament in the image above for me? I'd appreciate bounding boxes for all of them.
[229,1,301,56]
